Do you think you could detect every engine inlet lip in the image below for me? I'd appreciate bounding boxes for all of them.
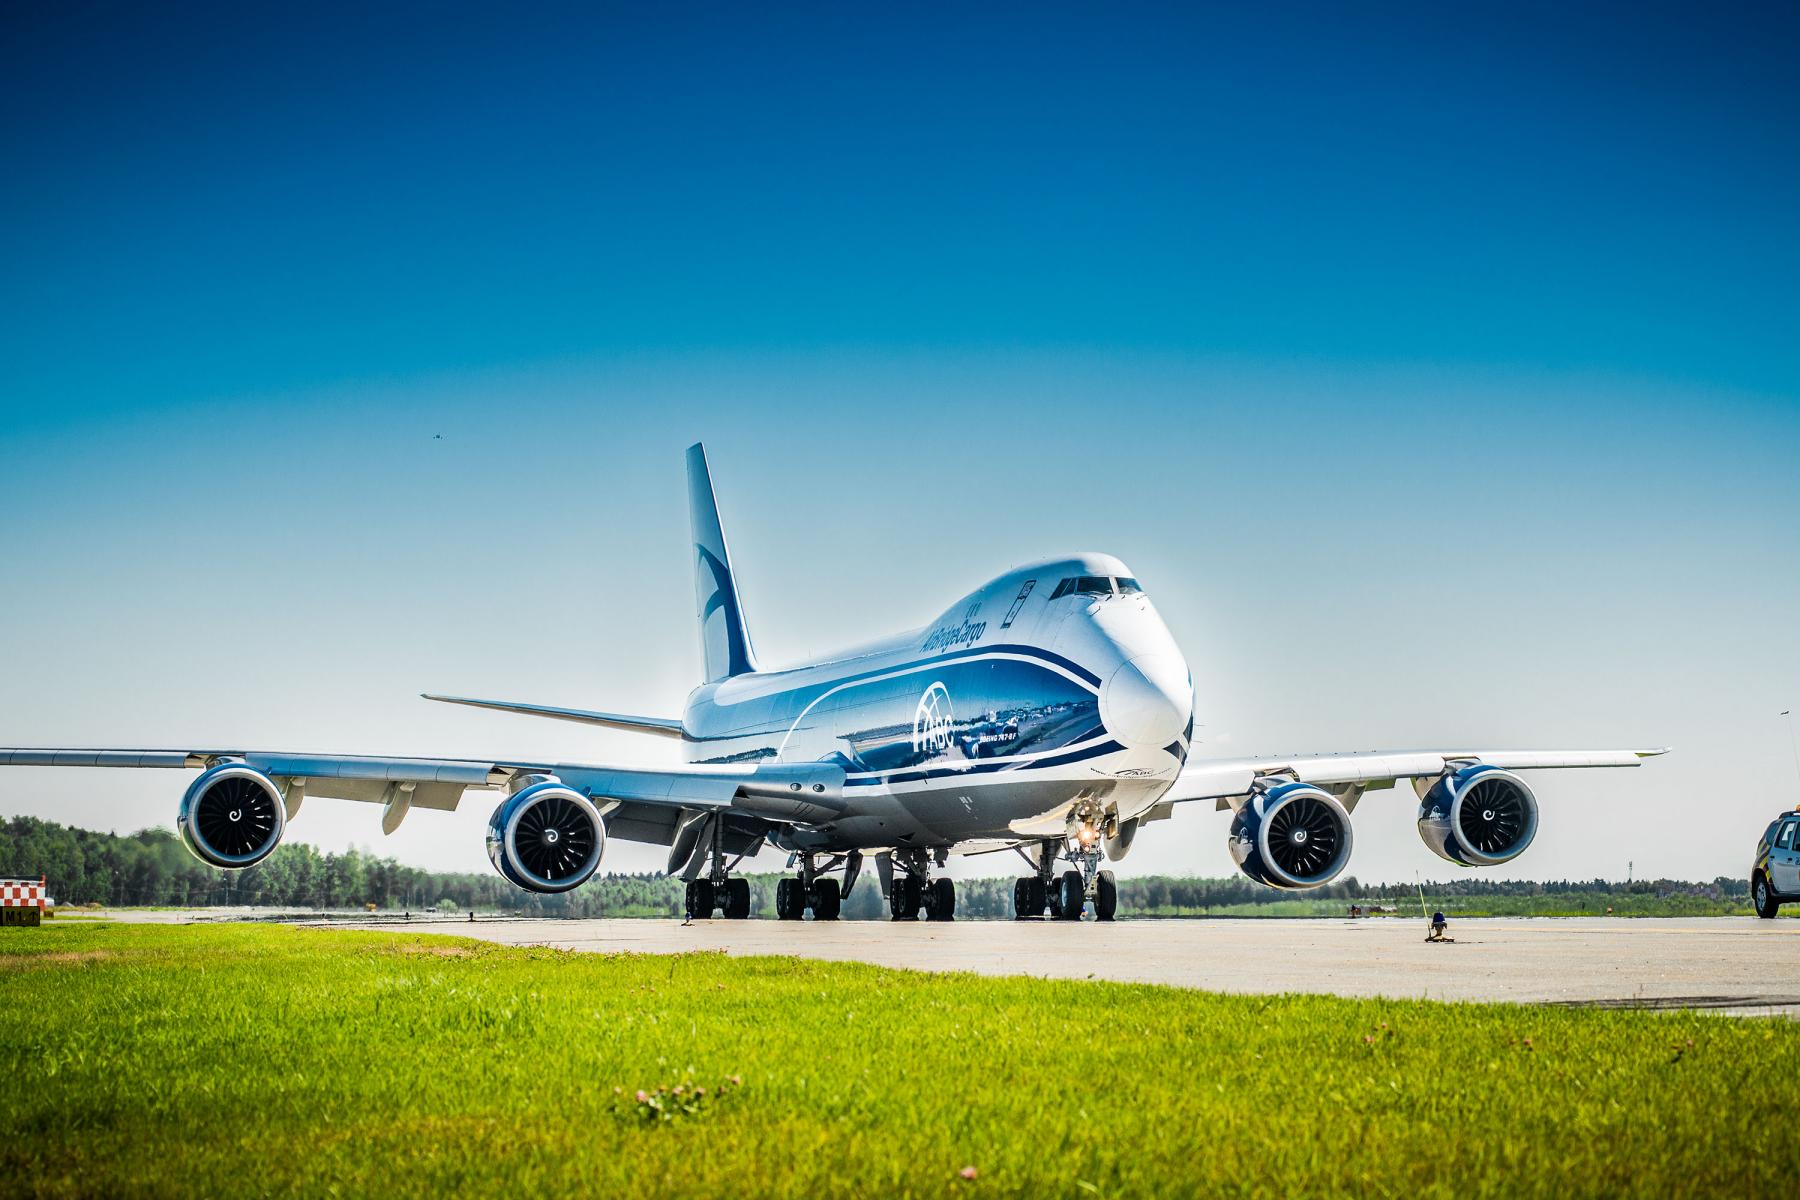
[179,762,286,868]
[501,783,605,893]
[1253,786,1354,889]
[1445,770,1539,866]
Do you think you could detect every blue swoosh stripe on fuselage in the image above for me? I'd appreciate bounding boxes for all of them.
[846,738,1128,787]
[692,643,1110,777]
[692,642,1103,741]
[840,722,1111,781]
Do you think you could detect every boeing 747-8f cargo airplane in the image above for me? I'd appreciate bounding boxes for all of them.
[0,445,1666,921]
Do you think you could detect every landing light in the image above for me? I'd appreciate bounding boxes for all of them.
[1077,825,1099,846]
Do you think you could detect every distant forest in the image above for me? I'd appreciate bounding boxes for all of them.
[0,816,1757,919]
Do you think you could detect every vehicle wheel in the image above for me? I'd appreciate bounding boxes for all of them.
[1753,873,1781,919]
[775,878,804,920]
[1094,870,1118,922]
[927,877,956,921]
[724,877,751,920]
[1027,875,1047,916]
[1012,877,1034,919]
[687,879,715,919]
[890,875,922,921]
[812,877,842,921]
[1058,870,1085,920]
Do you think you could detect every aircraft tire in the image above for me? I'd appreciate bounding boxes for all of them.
[1012,877,1034,919]
[1058,871,1084,920]
[812,877,842,920]
[724,877,751,920]
[687,879,716,920]
[890,875,922,921]
[927,877,956,921]
[1094,870,1118,922]
[1028,875,1047,915]
[775,877,806,920]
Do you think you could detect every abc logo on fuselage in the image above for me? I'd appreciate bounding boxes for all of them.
[912,681,955,759]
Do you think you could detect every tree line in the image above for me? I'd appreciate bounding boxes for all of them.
[0,815,1751,918]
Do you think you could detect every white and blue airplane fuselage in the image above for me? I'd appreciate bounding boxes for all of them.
[686,552,1191,853]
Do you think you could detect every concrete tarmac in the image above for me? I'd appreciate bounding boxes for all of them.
[335,914,1800,1015]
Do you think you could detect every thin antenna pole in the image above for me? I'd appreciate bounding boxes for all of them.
[1416,873,1428,921]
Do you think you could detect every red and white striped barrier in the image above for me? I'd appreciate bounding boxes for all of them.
[0,878,46,909]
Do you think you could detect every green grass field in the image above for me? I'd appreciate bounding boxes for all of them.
[2,924,1794,1198]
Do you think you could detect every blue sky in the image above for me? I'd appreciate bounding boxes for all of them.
[2,2,1797,883]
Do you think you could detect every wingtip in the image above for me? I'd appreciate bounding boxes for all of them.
[1637,747,1673,758]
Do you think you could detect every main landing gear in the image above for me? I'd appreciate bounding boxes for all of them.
[1011,838,1117,921]
[684,876,752,920]
[882,848,956,921]
[774,850,860,921]
[683,816,753,920]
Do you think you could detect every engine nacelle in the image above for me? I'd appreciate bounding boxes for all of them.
[486,777,606,893]
[1104,815,1139,862]
[1228,781,1354,890]
[178,761,287,869]
[1417,764,1539,866]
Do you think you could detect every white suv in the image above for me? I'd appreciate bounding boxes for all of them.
[1752,810,1800,918]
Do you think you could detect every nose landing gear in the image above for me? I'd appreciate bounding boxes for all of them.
[1011,838,1117,921]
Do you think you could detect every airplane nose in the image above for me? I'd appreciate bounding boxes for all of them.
[1099,653,1192,749]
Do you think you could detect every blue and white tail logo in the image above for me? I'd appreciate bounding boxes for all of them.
[912,682,955,758]
[687,443,757,683]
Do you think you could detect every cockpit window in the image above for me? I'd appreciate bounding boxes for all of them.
[1051,576,1117,599]
[1115,577,1143,595]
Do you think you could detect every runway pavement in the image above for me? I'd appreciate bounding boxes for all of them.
[326,914,1800,1015]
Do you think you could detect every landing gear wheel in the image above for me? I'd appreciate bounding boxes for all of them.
[890,875,923,921]
[811,877,842,921]
[1754,873,1781,919]
[925,877,956,922]
[1012,877,1036,920]
[775,878,805,920]
[1094,870,1118,922]
[685,879,716,920]
[1028,875,1046,916]
[1057,870,1084,921]
[723,877,751,920]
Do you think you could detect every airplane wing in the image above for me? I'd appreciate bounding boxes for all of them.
[0,748,846,828]
[1159,747,1669,812]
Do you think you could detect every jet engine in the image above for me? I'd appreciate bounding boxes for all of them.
[1228,781,1354,890]
[486,776,606,893]
[1417,764,1538,866]
[1104,815,1139,862]
[177,761,287,869]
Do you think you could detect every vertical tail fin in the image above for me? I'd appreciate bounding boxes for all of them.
[686,443,758,683]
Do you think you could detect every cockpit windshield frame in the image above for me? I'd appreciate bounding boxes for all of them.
[1048,575,1141,600]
